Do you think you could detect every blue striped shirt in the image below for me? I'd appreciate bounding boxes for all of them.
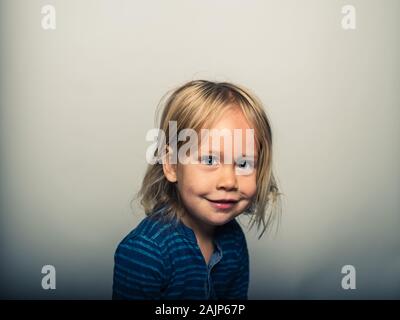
[112,207,249,300]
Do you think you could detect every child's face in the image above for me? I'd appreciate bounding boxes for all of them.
[164,106,257,229]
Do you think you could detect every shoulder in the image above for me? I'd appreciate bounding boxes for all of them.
[113,210,177,275]
[117,210,177,250]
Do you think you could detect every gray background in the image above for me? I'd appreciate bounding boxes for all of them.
[0,0,399,299]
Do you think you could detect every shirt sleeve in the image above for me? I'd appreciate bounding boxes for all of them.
[224,232,250,300]
[112,235,166,300]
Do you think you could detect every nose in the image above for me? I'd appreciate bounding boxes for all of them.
[216,164,239,191]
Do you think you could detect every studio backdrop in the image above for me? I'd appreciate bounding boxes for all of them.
[0,0,399,299]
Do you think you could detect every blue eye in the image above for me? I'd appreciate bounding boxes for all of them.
[235,159,255,174]
[200,155,219,166]
[237,160,252,169]
[238,161,247,168]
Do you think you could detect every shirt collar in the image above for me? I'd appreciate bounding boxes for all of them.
[174,215,231,251]
[155,204,231,248]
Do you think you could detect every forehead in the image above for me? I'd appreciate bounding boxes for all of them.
[204,106,253,131]
[198,106,258,155]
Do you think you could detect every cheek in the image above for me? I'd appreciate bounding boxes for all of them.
[239,175,257,197]
[177,166,211,196]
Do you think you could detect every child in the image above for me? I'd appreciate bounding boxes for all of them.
[112,80,281,300]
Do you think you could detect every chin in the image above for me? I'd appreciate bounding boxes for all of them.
[204,212,237,226]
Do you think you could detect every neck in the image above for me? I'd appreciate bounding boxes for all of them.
[180,213,215,243]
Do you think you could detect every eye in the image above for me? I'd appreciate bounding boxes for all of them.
[238,160,247,169]
[200,155,219,166]
[235,158,256,175]
[237,159,253,169]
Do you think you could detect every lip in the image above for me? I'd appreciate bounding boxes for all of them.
[208,198,240,203]
[207,198,239,210]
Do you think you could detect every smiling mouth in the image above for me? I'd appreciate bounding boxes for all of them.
[206,199,239,210]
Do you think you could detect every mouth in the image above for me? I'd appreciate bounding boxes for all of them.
[206,198,239,210]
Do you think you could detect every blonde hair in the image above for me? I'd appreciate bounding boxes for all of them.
[135,80,282,237]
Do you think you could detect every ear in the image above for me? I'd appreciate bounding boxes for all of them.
[162,145,177,183]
